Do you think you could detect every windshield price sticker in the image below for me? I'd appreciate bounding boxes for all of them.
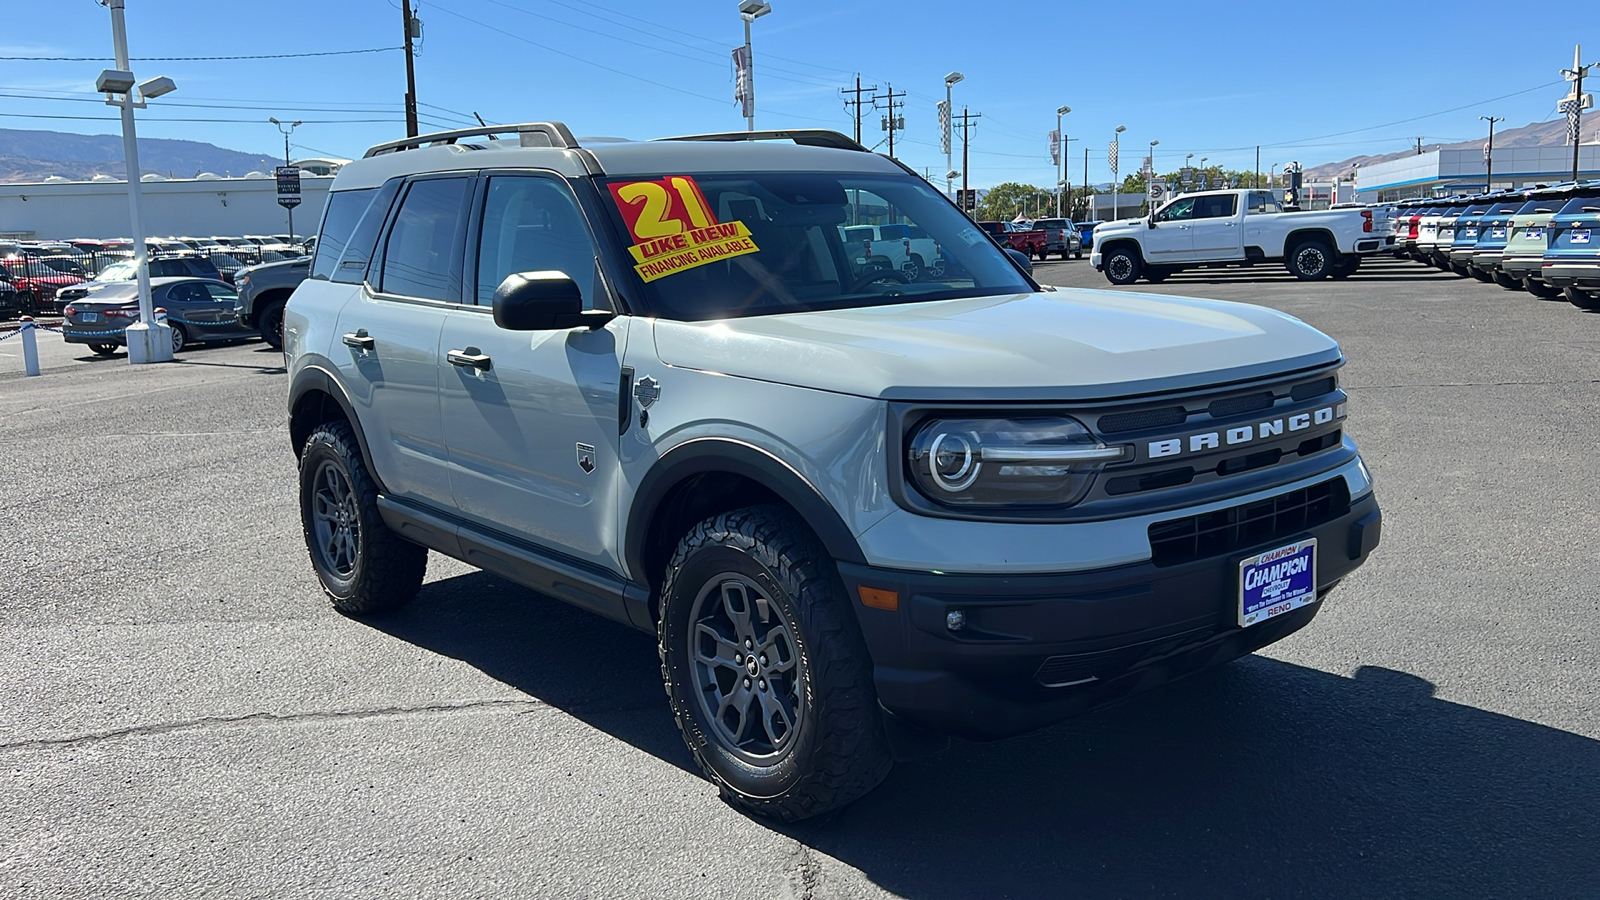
[608,176,761,283]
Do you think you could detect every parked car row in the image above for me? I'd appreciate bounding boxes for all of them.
[1387,181,1600,310]
[0,235,311,319]
[59,276,262,356]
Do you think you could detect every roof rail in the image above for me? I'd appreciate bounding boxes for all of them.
[655,129,868,152]
[363,122,579,158]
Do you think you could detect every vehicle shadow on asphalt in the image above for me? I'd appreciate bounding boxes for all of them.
[371,571,1598,897]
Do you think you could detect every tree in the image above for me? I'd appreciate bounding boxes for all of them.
[975,182,1054,221]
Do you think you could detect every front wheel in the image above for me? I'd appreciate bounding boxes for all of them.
[1103,246,1142,285]
[168,322,187,354]
[257,299,287,350]
[1287,241,1334,280]
[659,505,892,822]
[298,421,427,615]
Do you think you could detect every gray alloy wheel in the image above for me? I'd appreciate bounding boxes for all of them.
[169,322,187,353]
[1104,247,1141,285]
[310,459,361,580]
[900,256,921,283]
[687,573,806,765]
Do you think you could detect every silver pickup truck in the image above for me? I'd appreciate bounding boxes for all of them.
[1092,189,1394,284]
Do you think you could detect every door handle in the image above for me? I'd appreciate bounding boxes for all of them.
[447,348,492,371]
[1224,222,1237,226]
[342,331,374,351]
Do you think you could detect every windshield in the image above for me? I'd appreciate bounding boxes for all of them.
[598,172,1032,321]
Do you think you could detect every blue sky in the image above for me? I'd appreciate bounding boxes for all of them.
[0,0,1590,187]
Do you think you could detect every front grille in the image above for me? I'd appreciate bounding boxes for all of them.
[1291,377,1336,401]
[1097,406,1187,434]
[1147,478,1351,567]
[1207,392,1273,418]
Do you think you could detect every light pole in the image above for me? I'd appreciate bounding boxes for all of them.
[1185,152,1193,190]
[1200,156,1208,189]
[1055,105,1070,216]
[1478,115,1504,192]
[1270,162,1279,187]
[738,0,772,133]
[1111,125,1126,220]
[1147,139,1159,213]
[945,71,964,200]
[96,0,177,364]
[1560,45,1594,182]
[269,117,302,238]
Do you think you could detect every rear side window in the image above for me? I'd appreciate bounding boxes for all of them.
[1194,194,1237,219]
[311,188,376,281]
[333,180,400,284]
[380,177,470,302]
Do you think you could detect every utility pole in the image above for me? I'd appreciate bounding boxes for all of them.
[876,84,905,159]
[839,75,877,145]
[1415,136,1424,155]
[401,0,418,137]
[1561,44,1594,182]
[1480,115,1504,191]
[953,107,981,210]
[1082,146,1088,221]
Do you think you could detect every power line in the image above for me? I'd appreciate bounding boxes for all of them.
[0,47,401,62]
[0,112,405,124]
[840,76,878,145]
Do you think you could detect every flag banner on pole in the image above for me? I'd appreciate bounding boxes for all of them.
[939,101,951,154]
[1049,129,1060,166]
[1559,96,1581,145]
[732,47,753,117]
[1109,140,1119,177]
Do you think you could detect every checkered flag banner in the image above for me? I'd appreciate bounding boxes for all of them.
[1559,96,1581,146]
[1109,139,1119,177]
[938,101,951,154]
[1049,129,1060,166]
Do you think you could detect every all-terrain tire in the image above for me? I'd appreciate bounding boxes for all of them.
[1286,240,1334,280]
[298,421,427,615]
[1103,245,1142,285]
[658,504,892,822]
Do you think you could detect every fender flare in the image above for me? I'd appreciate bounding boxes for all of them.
[623,438,867,583]
[287,363,385,493]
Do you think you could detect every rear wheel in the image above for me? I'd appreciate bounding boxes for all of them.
[1074,250,1083,259]
[1493,272,1520,290]
[1103,246,1142,285]
[1287,240,1334,280]
[1143,266,1171,283]
[257,299,287,350]
[89,343,118,357]
[1523,277,1563,299]
[659,505,892,821]
[1566,287,1600,311]
[169,322,187,354]
[298,421,427,615]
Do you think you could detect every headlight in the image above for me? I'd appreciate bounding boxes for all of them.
[906,416,1128,509]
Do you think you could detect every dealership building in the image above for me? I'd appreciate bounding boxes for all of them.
[0,161,344,241]
[1354,144,1600,201]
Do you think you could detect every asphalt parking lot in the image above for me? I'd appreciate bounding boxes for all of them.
[3,256,1597,898]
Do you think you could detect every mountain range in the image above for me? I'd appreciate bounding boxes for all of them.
[1303,117,1592,180]
[0,128,283,183]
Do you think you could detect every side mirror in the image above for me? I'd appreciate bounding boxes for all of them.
[492,271,615,331]
[1003,247,1033,274]
[1147,214,1157,229]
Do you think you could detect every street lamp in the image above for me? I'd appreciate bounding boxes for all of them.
[1200,156,1208,189]
[269,117,302,238]
[1270,162,1279,187]
[97,0,177,364]
[1480,115,1504,192]
[944,71,963,201]
[1055,104,1070,216]
[738,0,772,133]
[1184,152,1193,189]
[1147,139,1159,212]
[1112,125,1126,219]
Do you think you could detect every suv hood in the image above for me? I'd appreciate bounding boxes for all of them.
[651,289,1341,401]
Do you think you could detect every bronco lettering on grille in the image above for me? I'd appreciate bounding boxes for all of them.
[1148,404,1343,459]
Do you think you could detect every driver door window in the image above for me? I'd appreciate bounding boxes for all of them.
[475,175,605,309]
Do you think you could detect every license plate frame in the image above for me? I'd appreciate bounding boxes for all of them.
[80,312,100,323]
[1572,229,1591,245]
[1238,539,1318,628]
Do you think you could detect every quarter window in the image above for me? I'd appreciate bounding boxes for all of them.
[311,188,376,281]
[380,177,469,302]
[475,176,603,308]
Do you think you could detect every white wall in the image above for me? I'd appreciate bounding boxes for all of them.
[0,175,331,240]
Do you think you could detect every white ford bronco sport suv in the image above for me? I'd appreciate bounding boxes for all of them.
[286,123,1382,821]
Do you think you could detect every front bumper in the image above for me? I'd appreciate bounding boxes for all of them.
[841,487,1381,740]
[1540,260,1600,288]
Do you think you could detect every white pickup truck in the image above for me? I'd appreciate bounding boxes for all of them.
[1090,189,1394,284]
[840,223,945,281]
